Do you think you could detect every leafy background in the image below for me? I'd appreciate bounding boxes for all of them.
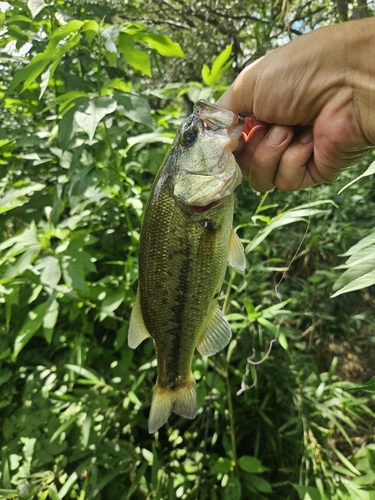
[1,0,375,499]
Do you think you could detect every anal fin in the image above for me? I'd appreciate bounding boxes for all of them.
[228,230,246,271]
[148,376,197,433]
[128,292,152,349]
[196,306,232,356]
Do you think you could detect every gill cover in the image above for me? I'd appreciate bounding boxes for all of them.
[173,101,243,207]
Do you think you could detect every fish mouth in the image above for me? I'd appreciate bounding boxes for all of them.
[189,200,221,213]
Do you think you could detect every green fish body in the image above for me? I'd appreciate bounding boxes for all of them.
[128,101,246,433]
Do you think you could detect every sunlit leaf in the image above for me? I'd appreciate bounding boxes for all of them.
[74,96,117,141]
[0,183,45,214]
[40,256,62,289]
[118,34,152,76]
[13,301,48,359]
[115,94,153,127]
[202,44,232,86]
[134,32,184,57]
[100,25,120,54]
[27,0,48,18]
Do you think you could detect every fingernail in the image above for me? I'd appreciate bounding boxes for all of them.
[267,125,288,146]
[299,129,313,144]
[246,128,266,152]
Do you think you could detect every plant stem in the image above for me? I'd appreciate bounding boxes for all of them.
[254,190,269,215]
[224,365,237,464]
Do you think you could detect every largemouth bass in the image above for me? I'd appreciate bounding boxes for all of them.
[128,100,247,433]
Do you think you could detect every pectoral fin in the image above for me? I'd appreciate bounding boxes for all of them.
[128,292,151,348]
[228,230,246,271]
[196,306,232,356]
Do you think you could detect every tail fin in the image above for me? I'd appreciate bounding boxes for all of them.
[148,377,197,434]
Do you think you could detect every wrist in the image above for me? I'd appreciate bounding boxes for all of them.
[341,18,375,144]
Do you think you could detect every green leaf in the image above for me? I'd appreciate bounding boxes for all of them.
[127,131,175,147]
[338,160,375,194]
[257,316,278,335]
[339,230,375,257]
[43,299,59,344]
[202,44,233,86]
[65,364,104,383]
[50,412,81,443]
[58,106,77,150]
[246,475,272,493]
[246,204,331,253]
[361,376,375,391]
[13,301,48,359]
[331,270,375,298]
[0,183,45,214]
[99,25,120,54]
[48,20,85,44]
[62,257,87,291]
[209,457,233,475]
[237,456,269,473]
[99,289,125,320]
[115,94,153,127]
[224,475,242,500]
[331,446,361,476]
[278,331,289,350]
[0,245,42,281]
[40,256,62,289]
[74,96,117,141]
[134,32,184,57]
[292,484,322,500]
[8,51,54,94]
[27,0,48,18]
[118,34,151,76]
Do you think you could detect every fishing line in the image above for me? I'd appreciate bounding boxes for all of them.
[195,356,217,500]
[237,184,313,394]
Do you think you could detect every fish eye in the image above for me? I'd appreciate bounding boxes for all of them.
[182,127,198,147]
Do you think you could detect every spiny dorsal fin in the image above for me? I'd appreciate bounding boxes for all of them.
[128,292,152,349]
[148,377,197,433]
[228,230,246,272]
[196,306,232,357]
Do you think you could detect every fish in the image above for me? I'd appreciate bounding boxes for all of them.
[128,100,248,434]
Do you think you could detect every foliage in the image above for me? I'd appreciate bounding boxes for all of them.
[1,1,375,499]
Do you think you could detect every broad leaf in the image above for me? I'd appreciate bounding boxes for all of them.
[74,96,117,141]
[118,34,151,76]
[115,94,153,127]
[0,183,45,214]
[208,457,233,475]
[40,256,62,289]
[13,301,48,359]
[237,456,269,473]
[134,32,184,57]
[27,0,48,18]
[99,25,120,54]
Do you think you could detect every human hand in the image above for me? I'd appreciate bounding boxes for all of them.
[218,18,375,192]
